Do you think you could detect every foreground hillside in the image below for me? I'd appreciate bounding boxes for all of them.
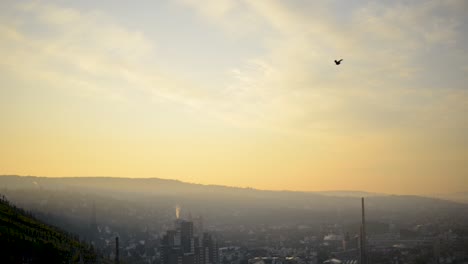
[0,195,98,264]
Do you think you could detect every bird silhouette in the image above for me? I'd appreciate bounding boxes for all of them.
[334,59,343,65]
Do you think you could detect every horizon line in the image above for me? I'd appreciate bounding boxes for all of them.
[1,174,465,197]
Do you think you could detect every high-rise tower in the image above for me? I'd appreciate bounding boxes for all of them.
[180,221,194,254]
[202,232,218,264]
[161,218,218,264]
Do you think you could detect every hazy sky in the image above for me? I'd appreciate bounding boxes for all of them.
[1,0,467,194]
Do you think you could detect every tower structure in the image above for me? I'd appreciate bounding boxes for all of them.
[202,232,218,264]
[359,197,367,264]
[180,220,194,254]
[115,236,119,264]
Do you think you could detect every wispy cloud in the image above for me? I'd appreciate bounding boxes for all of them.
[177,0,468,136]
[1,0,467,136]
[0,2,213,108]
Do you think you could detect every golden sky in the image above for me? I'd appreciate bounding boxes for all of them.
[1,0,467,194]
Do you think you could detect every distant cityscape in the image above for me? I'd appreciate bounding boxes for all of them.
[86,200,467,264]
[1,176,468,264]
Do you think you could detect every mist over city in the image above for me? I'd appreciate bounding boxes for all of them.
[1,175,468,263]
[1,0,468,263]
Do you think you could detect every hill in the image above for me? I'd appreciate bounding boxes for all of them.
[428,191,468,204]
[1,175,467,226]
[0,194,98,263]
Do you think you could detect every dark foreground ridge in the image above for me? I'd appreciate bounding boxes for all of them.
[0,195,99,264]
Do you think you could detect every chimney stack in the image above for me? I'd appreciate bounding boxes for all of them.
[115,236,119,264]
[360,197,367,264]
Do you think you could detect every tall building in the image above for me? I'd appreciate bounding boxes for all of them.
[202,232,218,264]
[180,221,194,254]
[160,231,183,264]
[161,218,218,264]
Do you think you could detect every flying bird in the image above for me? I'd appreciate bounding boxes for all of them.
[334,59,343,65]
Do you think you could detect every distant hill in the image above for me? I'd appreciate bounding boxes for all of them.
[314,190,385,197]
[0,194,99,263]
[1,175,467,227]
[428,191,468,204]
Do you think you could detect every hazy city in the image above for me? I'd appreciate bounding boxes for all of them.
[1,0,467,263]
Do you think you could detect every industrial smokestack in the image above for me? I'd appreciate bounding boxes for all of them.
[360,197,367,264]
[115,236,119,264]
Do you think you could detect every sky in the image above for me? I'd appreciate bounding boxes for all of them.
[0,0,467,195]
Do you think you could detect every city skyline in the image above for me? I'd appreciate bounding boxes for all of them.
[1,0,467,195]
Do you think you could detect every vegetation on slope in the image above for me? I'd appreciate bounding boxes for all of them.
[0,194,97,263]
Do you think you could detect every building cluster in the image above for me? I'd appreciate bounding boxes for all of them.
[83,199,467,264]
[160,218,219,264]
